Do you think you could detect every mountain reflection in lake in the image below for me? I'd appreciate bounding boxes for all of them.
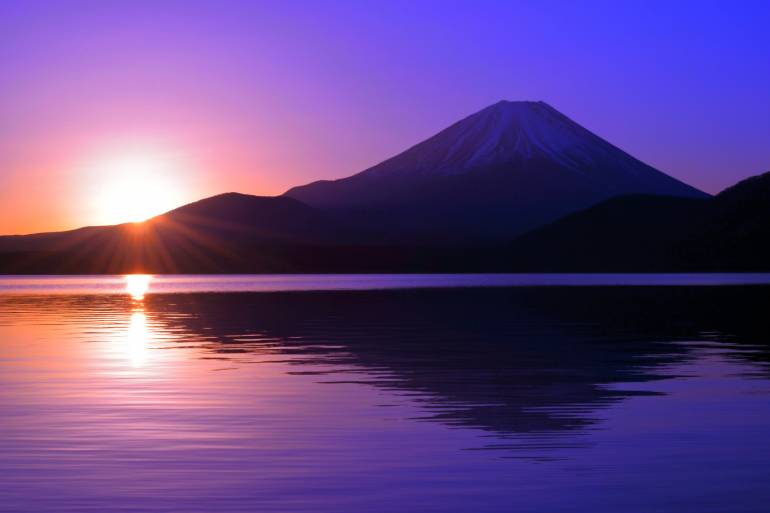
[1,282,770,512]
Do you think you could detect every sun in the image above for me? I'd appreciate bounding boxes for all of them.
[86,150,191,225]
[125,274,152,300]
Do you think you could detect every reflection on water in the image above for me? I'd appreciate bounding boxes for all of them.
[1,281,769,512]
[125,310,148,367]
[120,275,153,366]
[125,274,152,300]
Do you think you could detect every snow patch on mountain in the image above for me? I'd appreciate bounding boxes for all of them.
[361,101,644,179]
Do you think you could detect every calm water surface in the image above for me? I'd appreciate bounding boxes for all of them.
[1,275,770,512]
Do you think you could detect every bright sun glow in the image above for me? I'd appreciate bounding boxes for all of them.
[87,150,190,225]
[125,274,152,300]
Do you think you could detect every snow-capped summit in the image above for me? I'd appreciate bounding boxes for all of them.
[361,100,606,178]
[284,101,707,241]
[433,100,632,174]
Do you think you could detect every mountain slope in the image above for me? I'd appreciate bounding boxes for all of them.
[285,101,706,241]
[508,195,710,271]
[0,192,508,273]
[155,192,343,243]
[0,193,334,249]
[684,171,770,269]
[0,193,354,273]
[508,171,770,271]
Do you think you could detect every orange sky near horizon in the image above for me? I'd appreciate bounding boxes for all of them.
[0,133,300,235]
[0,79,393,235]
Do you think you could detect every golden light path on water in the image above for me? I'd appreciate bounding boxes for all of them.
[123,274,153,367]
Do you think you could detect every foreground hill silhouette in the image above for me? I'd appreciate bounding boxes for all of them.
[1,102,767,273]
[0,193,467,273]
[509,171,770,271]
[0,194,359,273]
[285,101,705,241]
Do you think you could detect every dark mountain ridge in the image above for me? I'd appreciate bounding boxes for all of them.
[0,193,347,273]
[509,171,770,271]
[0,172,765,273]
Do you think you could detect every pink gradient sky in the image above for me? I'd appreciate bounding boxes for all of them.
[1,1,769,234]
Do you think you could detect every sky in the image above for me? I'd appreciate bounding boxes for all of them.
[1,0,769,234]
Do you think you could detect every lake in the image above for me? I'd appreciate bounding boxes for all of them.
[1,274,769,512]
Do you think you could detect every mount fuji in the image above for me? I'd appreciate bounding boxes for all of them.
[285,101,707,241]
[0,100,736,274]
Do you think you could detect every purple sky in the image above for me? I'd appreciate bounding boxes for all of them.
[1,0,769,233]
